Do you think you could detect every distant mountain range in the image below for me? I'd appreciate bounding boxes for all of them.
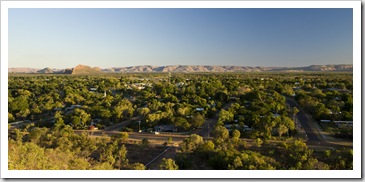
[8,64,353,74]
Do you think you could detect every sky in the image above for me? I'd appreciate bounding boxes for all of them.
[8,8,353,69]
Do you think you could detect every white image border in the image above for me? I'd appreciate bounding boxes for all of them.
[1,0,361,179]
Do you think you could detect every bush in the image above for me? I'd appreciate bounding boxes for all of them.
[159,158,178,170]
[141,138,149,147]
[254,138,263,147]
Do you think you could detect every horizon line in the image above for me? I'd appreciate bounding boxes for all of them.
[8,63,354,70]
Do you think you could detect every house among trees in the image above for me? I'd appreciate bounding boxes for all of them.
[132,83,151,90]
[243,125,253,132]
[66,104,82,110]
[320,120,331,123]
[230,96,239,101]
[176,82,185,87]
[333,121,353,128]
[154,125,177,132]
[89,125,98,130]
[224,124,239,131]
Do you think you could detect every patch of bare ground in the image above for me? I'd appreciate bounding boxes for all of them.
[146,146,178,170]
[125,143,167,166]
[188,156,215,170]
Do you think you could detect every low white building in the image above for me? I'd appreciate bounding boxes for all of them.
[320,120,331,123]
[333,121,353,128]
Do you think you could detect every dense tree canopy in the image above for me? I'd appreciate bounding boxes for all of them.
[8,72,353,170]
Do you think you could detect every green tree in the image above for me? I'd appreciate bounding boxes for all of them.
[112,132,129,143]
[159,158,178,170]
[180,134,204,152]
[129,163,146,170]
[232,156,243,169]
[254,138,263,147]
[115,144,129,169]
[174,117,191,131]
[280,116,295,131]
[92,162,114,170]
[9,95,30,118]
[113,99,135,121]
[177,106,190,117]
[28,127,49,145]
[278,124,288,137]
[196,140,215,160]
[167,137,173,144]
[53,112,66,132]
[8,113,15,122]
[120,132,129,143]
[71,108,91,129]
[231,129,241,143]
[191,114,205,129]
[199,140,215,152]
[138,107,150,118]
[212,125,229,143]
[12,128,24,143]
[217,109,234,125]
[292,107,300,117]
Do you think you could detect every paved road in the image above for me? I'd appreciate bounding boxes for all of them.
[74,130,189,143]
[103,116,140,131]
[195,102,233,137]
[285,97,352,148]
[286,97,320,142]
[194,118,214,138]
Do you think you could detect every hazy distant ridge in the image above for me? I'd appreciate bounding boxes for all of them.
[9,68,40,73]
[9,64,353,74]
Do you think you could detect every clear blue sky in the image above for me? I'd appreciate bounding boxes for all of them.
[8,8,353,69]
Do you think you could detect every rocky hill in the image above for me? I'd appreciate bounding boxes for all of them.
[37,67,54,74]
[67,64,102,75]
[9,64,353,74]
